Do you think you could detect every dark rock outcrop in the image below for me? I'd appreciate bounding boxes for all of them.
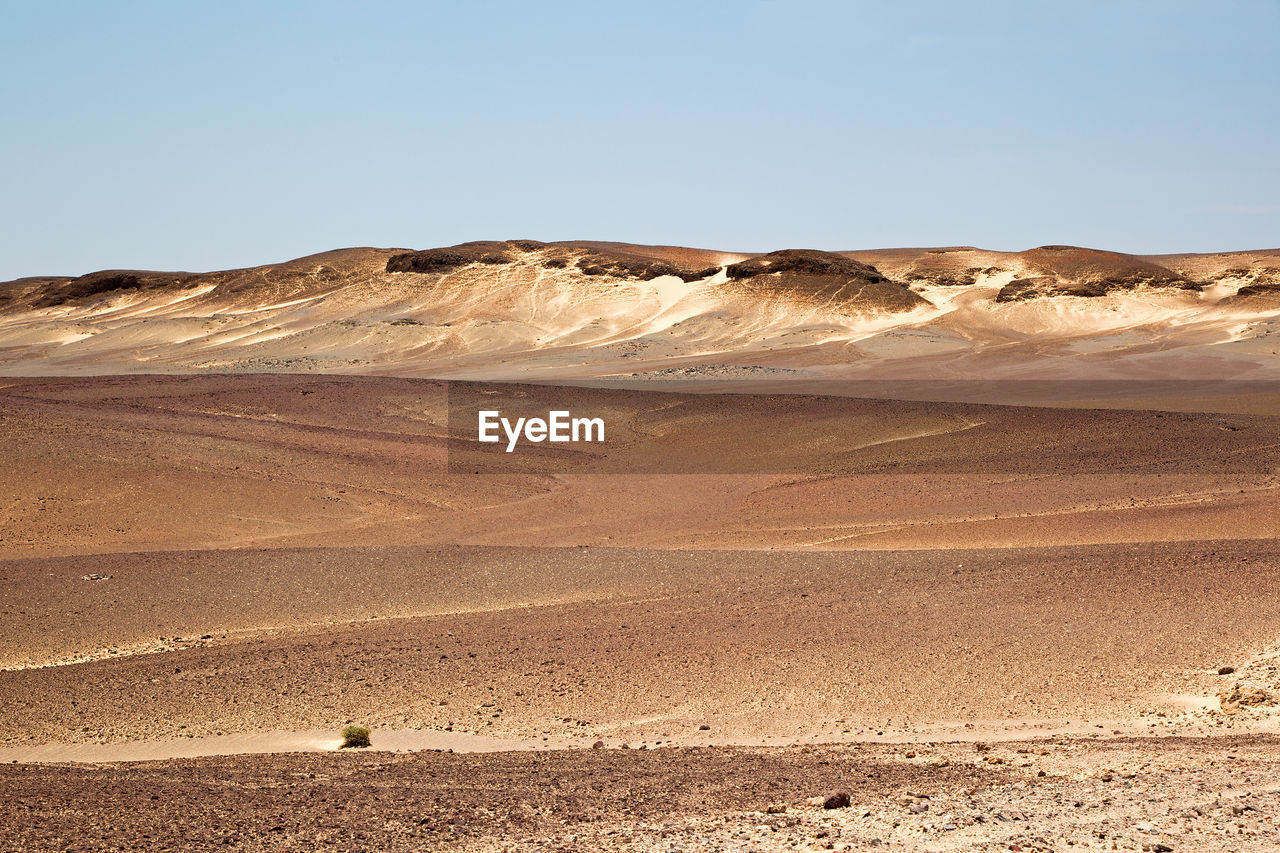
[995,246,1197,302]
[387,240,719,282]
[33,270,196,308]
[386,241,533,273]
[726,249,890,282]
[902,268,985,287]
[5,248,398,310]
[1235,268,1280,296]
[996,276,1108,303]
[725,249,928,312]
[575,255,717,282]
[1237,282,1280,296]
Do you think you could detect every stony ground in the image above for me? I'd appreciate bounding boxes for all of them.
[2,736,1278,851]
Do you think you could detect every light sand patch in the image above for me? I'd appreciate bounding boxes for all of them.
[0,728,534,764]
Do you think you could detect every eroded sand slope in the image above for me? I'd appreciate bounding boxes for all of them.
[2,241,1278,380]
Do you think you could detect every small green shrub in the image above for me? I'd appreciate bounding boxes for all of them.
[340,724,371,749]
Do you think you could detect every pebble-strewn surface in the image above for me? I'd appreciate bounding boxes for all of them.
[2,737,1277,851]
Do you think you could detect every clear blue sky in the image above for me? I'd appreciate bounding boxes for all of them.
[2,1,1277,279]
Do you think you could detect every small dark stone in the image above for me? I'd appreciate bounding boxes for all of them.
[699,724,711,731]
[822,790,851,809]
[1219,666,1236,675]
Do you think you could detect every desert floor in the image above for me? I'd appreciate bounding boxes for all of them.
[2,375,1279,851]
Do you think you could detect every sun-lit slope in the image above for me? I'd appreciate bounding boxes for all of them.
[1146,247,1280,288]
[0,242,938,377]
[847,244,1280,296]
[1,241,1278,379]
[822,245,1280,378]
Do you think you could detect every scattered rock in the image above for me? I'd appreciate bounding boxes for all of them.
[80,574,112,581]
[1218,666,1236,675]
[1218,681,1273,715]
[591,741,605,749]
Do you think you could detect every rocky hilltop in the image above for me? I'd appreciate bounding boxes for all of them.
[994,245,1197,302]
[387,241,721,284]
[846,244,1280,301]
[7,240,1280,314]
[724,249,928,312]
